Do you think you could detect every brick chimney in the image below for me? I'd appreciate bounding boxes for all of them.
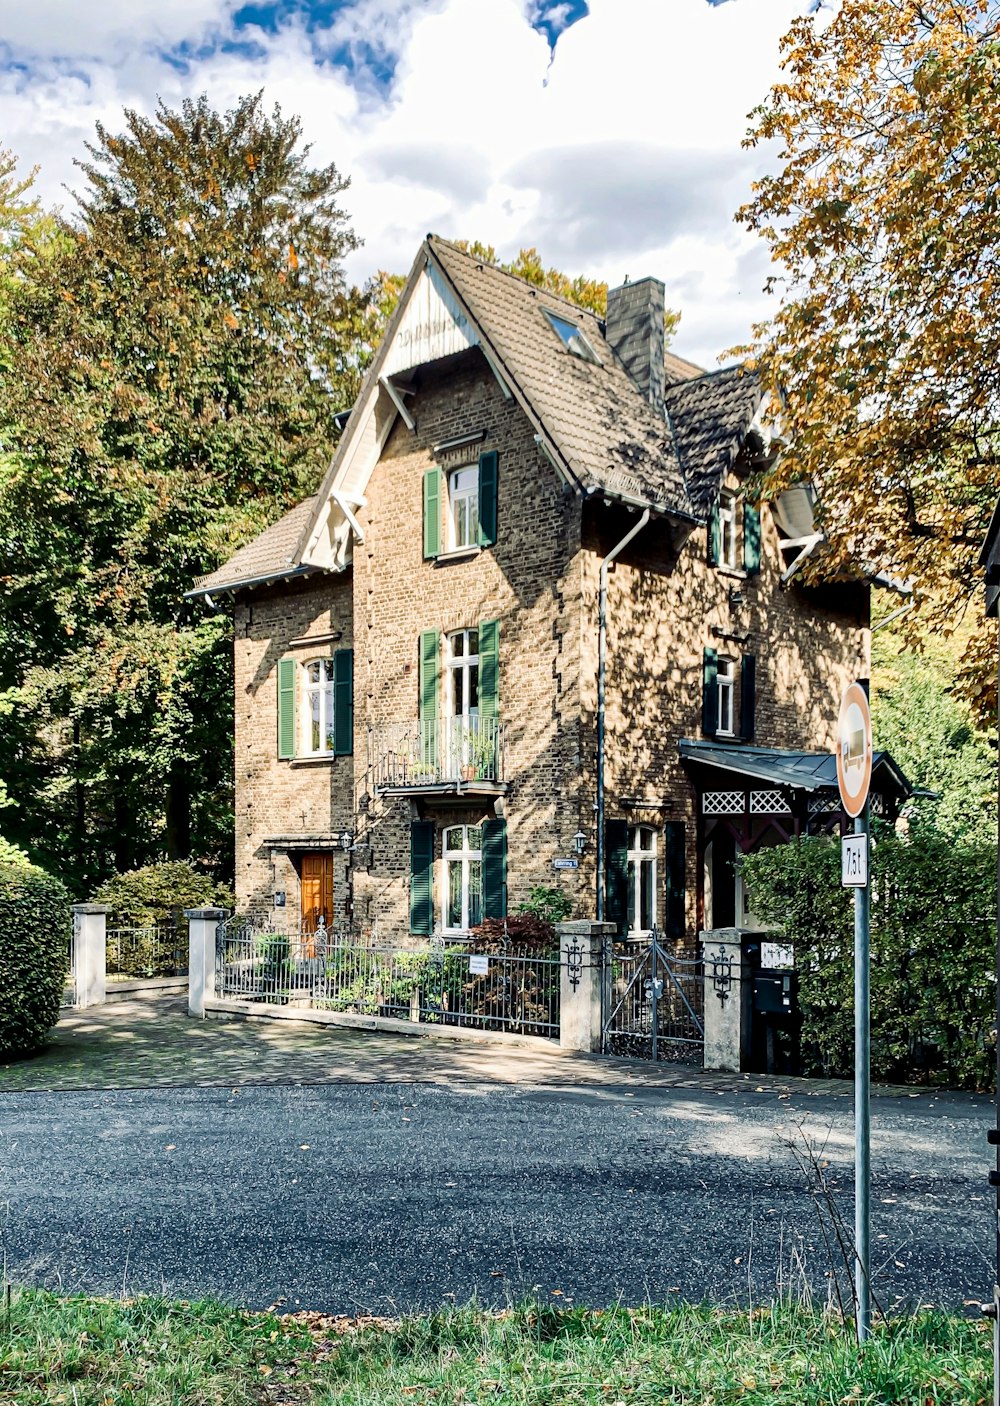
[605,277,665,419]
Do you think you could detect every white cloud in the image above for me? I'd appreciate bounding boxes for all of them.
[0,0,811,365]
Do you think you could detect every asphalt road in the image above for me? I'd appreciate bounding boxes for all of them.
[0,1081,991,1314]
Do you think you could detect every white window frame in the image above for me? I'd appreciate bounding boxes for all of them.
[447,464,479,550]
[717,656,736,737]
[718,490,738,569]
[442,824,483,933]
[628,825,658,937]
[303,658,336,755]
[445,630,479,720]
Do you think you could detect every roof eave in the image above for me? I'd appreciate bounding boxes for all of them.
[184,563,320,601]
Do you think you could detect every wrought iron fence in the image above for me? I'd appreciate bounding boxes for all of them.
[106,914,188,981]
[603,929,704,1064]
[215,915,559,1039]
[62,918,77,1008]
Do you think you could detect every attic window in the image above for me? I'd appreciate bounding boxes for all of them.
[544,310,601,365]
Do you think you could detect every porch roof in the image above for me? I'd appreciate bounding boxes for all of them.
[677,739,913,799]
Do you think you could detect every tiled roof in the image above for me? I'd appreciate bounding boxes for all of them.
[428,237,694,517]
[664,349,706,385]
[665,365,762,514]
[186,497,319,597]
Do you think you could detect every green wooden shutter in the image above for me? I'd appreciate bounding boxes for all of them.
[605,819,629,936]
[707,503,720,566]
[743,503,761,576]
[664,821,686,940]
[419,630,439,769]
[482,818,507,920]
[423,468,441,559]
[478,450,498,547]
[333,648,353,756]
[702,648,718,738]
[277,657,296,760]
[410,821,435,936]
[478,618,499,719]
[740,653,756,744]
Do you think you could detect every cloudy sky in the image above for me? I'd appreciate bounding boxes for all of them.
[0,0,815,367]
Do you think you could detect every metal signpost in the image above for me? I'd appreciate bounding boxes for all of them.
[836,681,873,1344]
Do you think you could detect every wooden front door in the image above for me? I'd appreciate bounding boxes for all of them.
[300,852,334,936]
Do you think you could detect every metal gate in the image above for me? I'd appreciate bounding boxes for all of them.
[603,927,704,1064]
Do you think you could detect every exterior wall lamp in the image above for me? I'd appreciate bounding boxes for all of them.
[573,830,587,855]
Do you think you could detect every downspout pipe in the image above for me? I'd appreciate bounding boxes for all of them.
[596,507,651,921]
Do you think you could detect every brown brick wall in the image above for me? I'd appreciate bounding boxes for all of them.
[233,574,356,922]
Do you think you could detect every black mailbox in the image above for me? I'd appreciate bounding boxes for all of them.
[753,971,797,1017]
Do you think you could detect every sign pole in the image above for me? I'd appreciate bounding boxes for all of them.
[836,679,874,1346]
[854,801,871,1342]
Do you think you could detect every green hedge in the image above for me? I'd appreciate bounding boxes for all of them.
[0,860,72,1057]
[739,828,997,1087]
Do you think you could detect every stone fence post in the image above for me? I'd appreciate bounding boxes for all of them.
[701,927,752,1072]
[185,908,227,1018]
[71,903,108,1008]
[557,920,615,1053]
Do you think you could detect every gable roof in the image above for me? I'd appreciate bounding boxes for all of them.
[190,236,766,596]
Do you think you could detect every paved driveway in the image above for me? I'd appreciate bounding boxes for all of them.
[0,997,992,1314]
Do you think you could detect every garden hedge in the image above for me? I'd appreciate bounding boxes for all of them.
[0,860,71,1057]
[92,861,233,925]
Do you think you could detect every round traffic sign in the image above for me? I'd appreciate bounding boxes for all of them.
[836,681,872,818]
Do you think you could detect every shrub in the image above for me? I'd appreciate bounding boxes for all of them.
[516,886,572,923]
[0,860,72,1057]
[739,827,997,1087]
[471,914,558,952]
[91,861,233,925]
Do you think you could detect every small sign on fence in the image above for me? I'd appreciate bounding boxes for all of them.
[469,954,489,976]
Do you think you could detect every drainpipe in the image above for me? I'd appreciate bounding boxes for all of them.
[596,508,651,920]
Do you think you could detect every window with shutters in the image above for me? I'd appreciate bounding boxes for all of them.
[716,656,736,736]
[303,659,336,755]
[627,826,657,936]
[277,649,353,761]
[443,824,483,933]
[703,648,756,744]
[423,451,498,559]
[708,490,761,577]
[447,465,479,549]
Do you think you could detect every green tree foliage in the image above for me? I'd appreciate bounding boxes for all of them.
[0,860,71,1056]
[872,622,995,844]
[0,96,367,891]
[741,832,995,1087]
[737,0,1000,723]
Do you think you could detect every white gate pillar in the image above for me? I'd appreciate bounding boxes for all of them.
[71,904,108,1008]
[558,921,615,1052]
[701,927,752,1072]
[185,908,227,1018]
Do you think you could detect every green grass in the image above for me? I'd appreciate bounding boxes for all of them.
[0,1290,990,1405]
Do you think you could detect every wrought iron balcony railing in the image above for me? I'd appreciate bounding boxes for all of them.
[368,716,504,790]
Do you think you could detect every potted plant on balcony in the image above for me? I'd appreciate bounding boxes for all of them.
[464,728,497,781]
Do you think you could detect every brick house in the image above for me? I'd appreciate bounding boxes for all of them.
[188,236,893,946]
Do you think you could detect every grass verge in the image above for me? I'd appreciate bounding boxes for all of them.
[0,1289,990,1405]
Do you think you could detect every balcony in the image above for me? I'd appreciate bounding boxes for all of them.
[368,716,506,795]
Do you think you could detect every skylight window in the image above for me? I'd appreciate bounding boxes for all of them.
[544,310,601,365]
